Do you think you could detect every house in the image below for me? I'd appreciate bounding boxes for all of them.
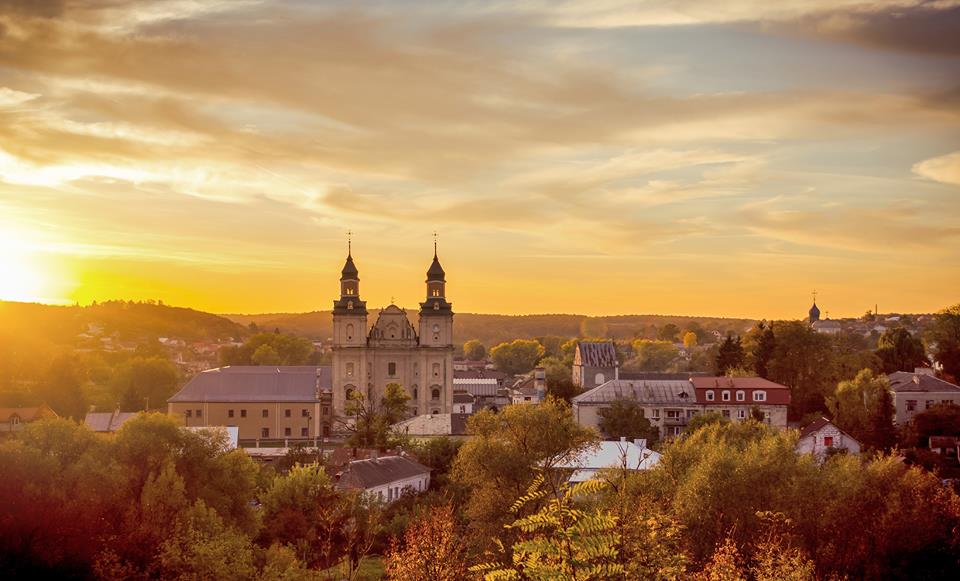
[572,341,619,390]
[392,413,470,437]
[453,359,492,372]
[336,455,431,503]
[554,438,661,482]
[572,376,790,439]
[167,366,334,442]
[796,417,861,459]
[510,366,546,405]
[887,370,960,425]
[453,392,475,415]
[1,405,58,433]
[84,409,138,433]
[812,319,842,335]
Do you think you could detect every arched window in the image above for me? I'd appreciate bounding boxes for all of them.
[346,362,354,377]
[347,301,354,310]
[412,385,418,400]
[346,324,354,340]
[431,409,440,415]
[594,372,605,385]
[705,390,715,401]
[431,387,441,400]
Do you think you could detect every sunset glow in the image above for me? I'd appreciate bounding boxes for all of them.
[0,1,958,317]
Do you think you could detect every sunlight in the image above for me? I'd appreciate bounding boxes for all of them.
[0,225,49,303]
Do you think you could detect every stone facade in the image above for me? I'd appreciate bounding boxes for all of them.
[331,248,454,418]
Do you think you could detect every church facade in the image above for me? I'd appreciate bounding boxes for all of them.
[330,247,454,418]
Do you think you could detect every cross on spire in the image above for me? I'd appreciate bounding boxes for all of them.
[347,230,352,255]
[812,289,817,303]
[432,231,438,256]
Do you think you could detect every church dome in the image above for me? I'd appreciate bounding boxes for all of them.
[341,253,359,280]
[426,254,445,282]
[809,302,821,323]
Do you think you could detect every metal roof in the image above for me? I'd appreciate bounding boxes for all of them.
[888,372,960,394]
[572,379,695,405]
[338,456,431,490]
[576,341,618,368]
[168,366,332,403]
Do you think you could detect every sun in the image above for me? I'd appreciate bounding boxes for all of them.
[0,226,49,303]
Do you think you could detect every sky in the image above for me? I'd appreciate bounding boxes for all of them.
[0,0,958,319]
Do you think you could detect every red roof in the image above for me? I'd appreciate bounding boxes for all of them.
[691,376,791,406]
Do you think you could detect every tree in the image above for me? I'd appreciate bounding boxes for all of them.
[659,323,681,343]
[931,304,960,380]
[472,474,623,581]
[452,398,597,543]
[36,355,88,419]
[905,403,960,448]
[765,322,837,420]
[342,383,410,449]
[827,369,896,452]
[463,339,487,361]
[875,328,927,374]
[252,344,282,366]
[686,411,730,433]
[539,355,578,402]
[627,340,679,372]
[385,504,468,581]
[490,339,545,375]
[745,321,776,379]
[683,332,698,350]
[218,333,314,367]
[715,335,745,376]
[597,399,659,445]
[112,356,179,411]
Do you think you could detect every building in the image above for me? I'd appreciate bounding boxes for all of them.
[336,455,431,503]
[554,438,661,482]
[453,392,475,414]
[887,370,960,425]
[84,409,138,433]
[1,405,57,433]
[572,341,619,390]
[331,245,454,417]
[812,319,842,335]
[392,413,470,437]
[167,366,334,442]
[572,376,790,438]
[510,366,546,405]
[796,417,861,459]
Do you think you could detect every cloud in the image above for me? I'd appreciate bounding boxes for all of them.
[913,151,960,186]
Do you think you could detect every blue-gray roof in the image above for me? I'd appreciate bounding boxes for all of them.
[168,366,332,403]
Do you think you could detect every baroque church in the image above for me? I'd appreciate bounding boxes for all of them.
[330,244,454,418]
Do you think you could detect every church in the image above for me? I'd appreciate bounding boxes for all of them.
[331,244,455,417]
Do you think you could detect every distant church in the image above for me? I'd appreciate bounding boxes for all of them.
[331,243,455,417]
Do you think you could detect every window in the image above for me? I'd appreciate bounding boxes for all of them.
[322,406,330,416]
[705,390,715,401]
[346,324,354,340]
[388,362,397,376]
[687,409,698,418]
[346,362,354,377]
[906,400,917,412]
[458,405,466,413]
[185,409,192,418]
[261,428,269,438]
[196,409,202,418]
[652,408,661,419]
[666,410,680,419]
[413,386,418,400]
[823,436,834,447]
[670,426,682,436]
[10,415,20,426]
[432,363,441,377]
[302,408,309,417]
[753,391,766,402]
[301,427,309,437]
[284,427,291,437]
[262,409,269,418]
[926,400,935,410]
[431,409,440,415]
[595,373,605,385]
[431,387,441,400]
[285,409,292,418]
[722,409,731,418]
[737,409,746,420]
[240,409,247,418]
[722,390,731,401]
[228,409,234,418]
[736,390,745,402]
[323,425,330,437]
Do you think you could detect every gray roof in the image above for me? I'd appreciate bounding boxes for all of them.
[453,378,500,396]
[453,392,474,404]
[338,455,430,490]
[577,342,618,368]
[572,379,695,405]
[168,366,332,403]
[84,411,138,432]
[888,372,960,394]
[392,413,469,436]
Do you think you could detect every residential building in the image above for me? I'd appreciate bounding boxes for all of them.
[453,391,475,415]
[331,245,454,417]
[84,409,138,433]
[812,319,842,335]
[572,341,619,390]
[167,366,334,442]
[1,405,57,433]
[510,366,546,405]
[572,376,790,438]
[392,413,470,437]
[796,417,861,459]
[336,455,431,503]
[887,370,960,425]
[554,438,661,482]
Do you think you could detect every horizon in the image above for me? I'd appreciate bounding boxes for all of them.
[1,1,958,320]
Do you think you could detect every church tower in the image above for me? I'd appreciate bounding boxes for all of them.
[418,242,453,346]
[332,241,368,416]
[417,241,454,415]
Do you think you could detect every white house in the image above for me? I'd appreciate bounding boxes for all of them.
[887,370,960,425]
[554,438,661,482]
[796,417,861,459]
[336,455,431,503]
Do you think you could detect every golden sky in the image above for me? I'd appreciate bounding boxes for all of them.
[1,0,959,318]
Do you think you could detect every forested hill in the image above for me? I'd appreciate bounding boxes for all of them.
[0,300,245,345]
[224,310,757,345]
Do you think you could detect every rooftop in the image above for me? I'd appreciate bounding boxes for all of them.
[338,455,431,490]
[576,341,618,368]
[887,372,960,394]
[572,379,695,405]
[168,366,332,403]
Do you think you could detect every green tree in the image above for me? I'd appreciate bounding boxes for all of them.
[36,354,88,419]
[904,403,960,448]
[452,398,597,543]
[627,340,679,372]
[715,334,745,376]
[826,369,896,451]
[659,323,681,343]
[463,339,487,361]
[745,321,776,378]
[342,383,411,449]
[219,333,314,367]
[875,328,927,374]
[490,339,545,375]
[765,321,837,420]
[112,356,179,411]
[686,411,730,433]
[252,344,282,366]
[539,355,579,402]
[597,399,659,445]
[931,304,960,380]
